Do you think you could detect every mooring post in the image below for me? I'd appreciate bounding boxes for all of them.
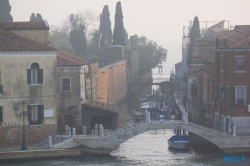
[48,136,52,149]
[228,123,231,133]
[68,127,71,136]
[72,127,76,138]
[99,124,104,137]
[145,110,151,123]
[65,125,69,134]
[95,124,98,134]
[83,127,86,135]
[233,126,237,136]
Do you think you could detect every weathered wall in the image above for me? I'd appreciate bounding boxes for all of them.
[56,67,82,133]
[10,29,49,46]
[98,60,127,105]
[86,63,98,101]
[0,52,57,146]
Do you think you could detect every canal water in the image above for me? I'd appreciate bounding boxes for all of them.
[3,64,250,166]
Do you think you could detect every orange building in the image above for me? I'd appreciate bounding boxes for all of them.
[98,60,127,105]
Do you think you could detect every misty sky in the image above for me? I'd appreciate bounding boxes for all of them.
[9,0,250,72]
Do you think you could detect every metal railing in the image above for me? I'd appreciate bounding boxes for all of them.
[52,129,71,145]
[237,127,250,136]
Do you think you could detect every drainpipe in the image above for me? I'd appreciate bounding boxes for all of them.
[88,62,93,100]
[216,38,221,130]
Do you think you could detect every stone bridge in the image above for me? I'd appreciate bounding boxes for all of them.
[73,113,250,154]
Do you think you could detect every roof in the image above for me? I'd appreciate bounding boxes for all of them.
[57,50,88,67]
[0,29,57,51]
[0,21,49,30]
[208,20,225,30]
[82,99,119,114]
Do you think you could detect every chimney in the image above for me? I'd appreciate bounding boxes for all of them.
[94,33,102,50]
[130,36,134,51]
[134,35,138,50]
[223,39,228,48]
[216,38,219,48]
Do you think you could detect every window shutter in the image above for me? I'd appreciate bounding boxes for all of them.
[235,86,237,104]
[39,105,44,123]
[28,105,32,122]
[27,69,31,84]
[0,107,2,123]
[38,69,43,84]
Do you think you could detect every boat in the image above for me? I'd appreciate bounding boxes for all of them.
[168,135,190,150]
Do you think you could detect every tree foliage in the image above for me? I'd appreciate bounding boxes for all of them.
[30,13,43,21]
[49,26,74,54]
[113,1,126,46]
[0,0,13,22]
[137,36,167,76]
[69,14,87,57]
[189,16,200,56]
[99,5,112,47]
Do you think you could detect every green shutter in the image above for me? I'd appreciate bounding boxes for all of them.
[28,105,32,122]
[38,69,43,84]
[27,69,31,84]
[0,107,2,123]
[39,105,44,123]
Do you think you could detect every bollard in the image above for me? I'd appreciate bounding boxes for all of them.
[99,124,104,137]
[48,136,53,149]
[72,127,76,138]
[68,127,71,136]
[95,124,98,134]
[145,110,151,123]
[233,126,236,136]
[228,123,231,133]
[83,127,86,135]
[91,130,94,135]
[185,113,188,123]
[65,125,69,134]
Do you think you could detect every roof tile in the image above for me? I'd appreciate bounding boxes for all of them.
[0,29,57,51]
[0,21,48,30]
[57,50,88,67]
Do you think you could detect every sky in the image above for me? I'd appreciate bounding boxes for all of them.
[9,0,250,73]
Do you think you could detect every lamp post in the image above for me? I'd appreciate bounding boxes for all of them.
[14,101,28,150]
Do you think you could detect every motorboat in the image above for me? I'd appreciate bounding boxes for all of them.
[168,135,190,150]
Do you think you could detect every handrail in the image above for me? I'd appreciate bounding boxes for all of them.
[52,129,71,145]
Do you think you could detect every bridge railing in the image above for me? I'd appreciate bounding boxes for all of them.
[189,116,232,134]
[237,127,250,136]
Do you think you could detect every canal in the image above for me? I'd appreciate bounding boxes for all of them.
[3,65,250,166]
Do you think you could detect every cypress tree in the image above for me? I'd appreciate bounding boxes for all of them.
[99,5,112,47]
[70,24,88,57]
[0,0,13,22]
[189,16,200,56]
[113,1,125,46]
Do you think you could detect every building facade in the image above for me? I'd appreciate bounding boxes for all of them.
[0,26,57,146]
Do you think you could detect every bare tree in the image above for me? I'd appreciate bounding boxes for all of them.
[61,10,99,41]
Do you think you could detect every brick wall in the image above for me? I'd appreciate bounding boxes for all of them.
[0,124,56,146]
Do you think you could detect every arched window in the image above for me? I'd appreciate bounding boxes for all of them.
[27,63,43,84]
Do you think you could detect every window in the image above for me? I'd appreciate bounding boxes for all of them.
[0,106,2,123]
[28,105,44,125]
[236,58,244,71]
[235,86,246,106]
[209,92,212,105]
[220,55,224,72]
[27,63,43,84]
[62,78,71,92]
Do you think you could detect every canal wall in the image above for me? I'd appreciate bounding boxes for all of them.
[0,148,81,162]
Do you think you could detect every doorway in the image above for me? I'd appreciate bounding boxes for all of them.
[65,115,72,127]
